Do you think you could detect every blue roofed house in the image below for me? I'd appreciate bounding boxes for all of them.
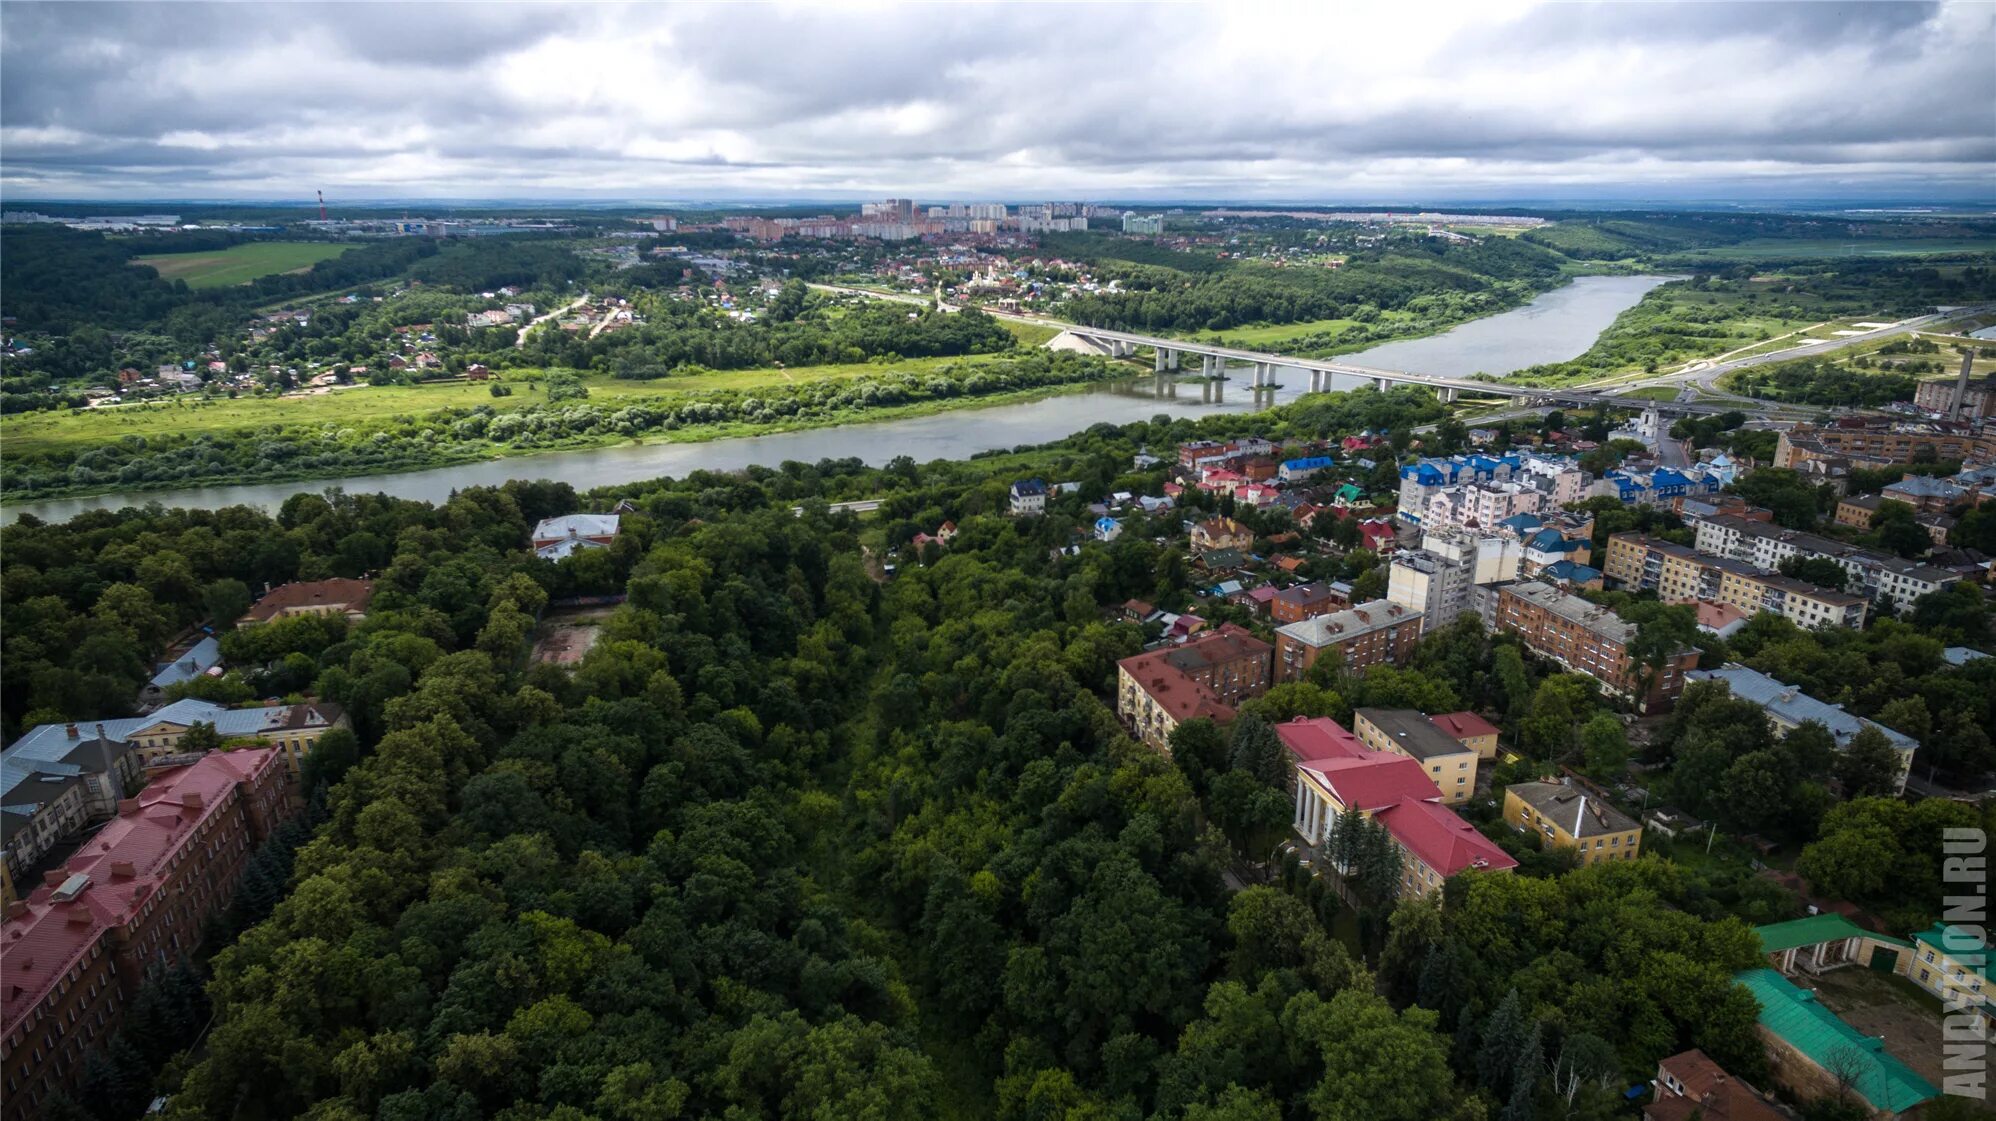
[1094,516,1123,543]
[1540,560,1604,590]
[4,698,347,790]
[1280,455,1335,483]
[1521,527,1592,577]
[140,636,223,706]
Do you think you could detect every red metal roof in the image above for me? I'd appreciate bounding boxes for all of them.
[1301,753,1443,812]
[1,749,283,1035]
[1374,796,1518,879]
[1430,711,1500,741]
[1274,716,1366,763]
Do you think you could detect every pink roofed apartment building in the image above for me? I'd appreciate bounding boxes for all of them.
[1,749,294,1117]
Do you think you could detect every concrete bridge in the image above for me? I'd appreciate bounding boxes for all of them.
[1053,326,1745,417]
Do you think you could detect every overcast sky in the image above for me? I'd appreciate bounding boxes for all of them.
[2,1,1991,204]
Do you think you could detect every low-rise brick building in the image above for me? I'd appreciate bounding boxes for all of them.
[1502,779,1642,864]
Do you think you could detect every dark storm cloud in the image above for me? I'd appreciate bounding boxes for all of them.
[1,1,1990,200]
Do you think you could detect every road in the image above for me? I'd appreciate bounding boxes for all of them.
[1590,304,1995,397]
[516,296,589,347]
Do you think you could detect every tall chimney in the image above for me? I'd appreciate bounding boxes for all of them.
[1948,348,1975,420]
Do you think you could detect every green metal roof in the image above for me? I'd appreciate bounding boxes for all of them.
[1755,914,1866,955]
[1734,969,1939,1114]
[1913,923,1991,983]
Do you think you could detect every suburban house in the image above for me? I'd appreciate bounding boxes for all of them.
[1644,1049,1788,1121]
[1273,600,1423,682]
[1687,665,1916,793]
[1276,717,1514,898]
[1094,516,1123,543]
[1009,479,1047,516]
[1352,708,1480,805]
[1190,516,1253,555]
[1115,626,1272,749]
[240,577,374,626]
[532,513,622,561]
[1268,582,1339,624]
[1502,780,1642,864]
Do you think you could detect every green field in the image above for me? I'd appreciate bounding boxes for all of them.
[131,242,357,288]
[1660,237,1996,262]
[0,353,1024,457]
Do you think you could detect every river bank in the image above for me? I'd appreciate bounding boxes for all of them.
[3,275,1670,522]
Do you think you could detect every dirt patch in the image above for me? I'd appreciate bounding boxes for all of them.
[531,621,601,665]
[1805,966,1991,1091]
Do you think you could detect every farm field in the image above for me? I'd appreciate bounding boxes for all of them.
[131,241,357,288]
[0,351,1024,457]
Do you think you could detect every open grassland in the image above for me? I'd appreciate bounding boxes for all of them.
[0,352,1024,457]
[131,242,357,288]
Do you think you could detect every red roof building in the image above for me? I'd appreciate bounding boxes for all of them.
[1,749,293,1116]
[1115,625,1272,749]
[1276,716,1515,898]
[1373,797,1518,894]
[1428,711,1502,759]
[1358,518,1398,553]
[1644,1049,1788,1121]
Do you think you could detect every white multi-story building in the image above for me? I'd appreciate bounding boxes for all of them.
[1691,515,1957,612]
[1387,529,1523,633]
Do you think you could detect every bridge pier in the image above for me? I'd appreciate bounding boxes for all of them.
[1169,350,1181,371]
[1437,386,1458,404]
[1155,348,1169,373]
[1375,377,1391,393]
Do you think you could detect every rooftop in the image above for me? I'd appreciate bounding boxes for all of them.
[1300,753,1443,813]
[1648,1049,1787,1121]
[1734,968,1938,1114]
[2,749,284,1036]
[1274,716,1366,764]
[4,700,343,801]
[1275,599,1420,648]
[531,513,621,541]
[1356,708,1473,761]
[1501,581,1641,646]
[1505,780,1638,837]
[147,635,223,691]
[242,577,374,624]
[1374,796,1519,879]
[1687,665,1915,753]
[1755,913,1869,955]
[1429,711,1500,742]
[1912,923,1989,984]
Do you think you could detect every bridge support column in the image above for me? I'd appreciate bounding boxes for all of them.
[1375,377,1391,393]
[1169,350,1181,371]
[1437,386,1458,404]
[1155,348,1169,373]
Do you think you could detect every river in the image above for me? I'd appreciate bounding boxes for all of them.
[4,275,1670,523]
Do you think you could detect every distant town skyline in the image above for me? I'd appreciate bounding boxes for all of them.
[2,1,1991,202]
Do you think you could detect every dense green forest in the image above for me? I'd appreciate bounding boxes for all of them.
[1723,356,1921,407]
[8,387,1994,1120]
[1058,237,1567,333]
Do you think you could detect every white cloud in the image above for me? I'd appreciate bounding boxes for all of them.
[0,0,1989,200]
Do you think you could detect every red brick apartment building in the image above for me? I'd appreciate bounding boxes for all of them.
[1116,625,1273,748]
[1272,600,1423,682]
[1494,582,1699,713]
[1,749,293,1118]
